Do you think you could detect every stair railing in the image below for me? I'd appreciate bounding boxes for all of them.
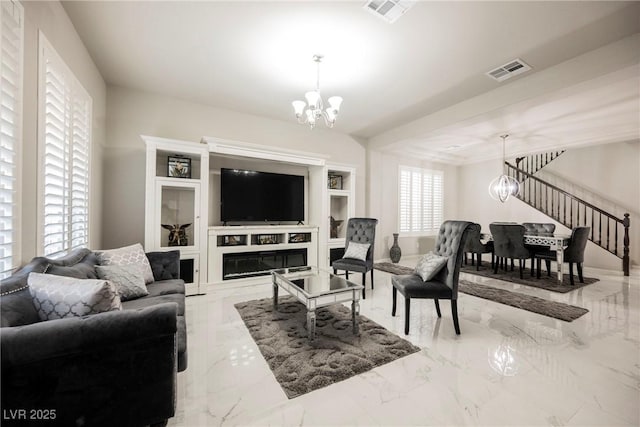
[515,150,565,176]
[506,162,630,276]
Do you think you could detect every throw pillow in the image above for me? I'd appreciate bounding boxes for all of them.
[342,241,371,262]
[28,273,122,321]
[415,251,448,282]
[96,243,155,284]
[96,264,149,301]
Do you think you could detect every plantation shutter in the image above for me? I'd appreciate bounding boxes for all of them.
[0,0,23,278]
[398,166,443,235]
[39,33,92,258]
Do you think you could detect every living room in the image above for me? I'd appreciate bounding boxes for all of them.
[2,1,639,426]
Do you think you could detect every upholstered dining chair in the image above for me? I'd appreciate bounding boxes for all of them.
[489,223,535,279]
[536,226,590,285]
[391,220,473,335]
[332,218,378,299]
[464,223,494,270]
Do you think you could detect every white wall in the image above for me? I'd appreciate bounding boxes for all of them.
[367,150,459,261]
[20,1,106,263]
[457,141,639,271]
[103,86,366,249]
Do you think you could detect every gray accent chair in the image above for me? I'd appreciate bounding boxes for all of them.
[391,220,473,335]
[332,218,378,299]
[490,223,535,279]
[464,223,494,270]
[536,226,590,285]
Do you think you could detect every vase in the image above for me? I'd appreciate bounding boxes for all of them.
[390,233,402,263]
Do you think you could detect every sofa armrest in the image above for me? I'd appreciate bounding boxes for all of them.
[1,303,179,426]
[146,250,181,281]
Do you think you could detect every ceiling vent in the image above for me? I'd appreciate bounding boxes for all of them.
[486,58,532,82]
[363,0,415,23]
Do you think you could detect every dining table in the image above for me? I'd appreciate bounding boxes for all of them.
[482,233,571,283]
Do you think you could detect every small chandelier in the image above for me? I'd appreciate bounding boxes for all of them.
[292,54,343,129]
[488,134,520,203]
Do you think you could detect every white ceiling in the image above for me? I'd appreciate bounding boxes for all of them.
[62,1,640,163]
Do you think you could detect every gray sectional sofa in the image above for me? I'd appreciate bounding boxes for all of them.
[0,248,187,427]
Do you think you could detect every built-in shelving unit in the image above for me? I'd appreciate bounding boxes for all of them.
[144,136,209,295]
[143,135,357,289]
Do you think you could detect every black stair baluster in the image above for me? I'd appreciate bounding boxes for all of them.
[607,217,610,251]
[563,194,566,224]
[599,213,602,245]
[615,221,618,256]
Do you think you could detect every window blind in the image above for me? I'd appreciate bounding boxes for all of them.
[399,166,443,234]
[39,33,92,258]
[0,0,23,278]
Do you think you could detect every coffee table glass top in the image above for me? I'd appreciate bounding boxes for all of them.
[271,266,363,298]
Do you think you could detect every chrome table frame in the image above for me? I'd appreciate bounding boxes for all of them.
[523,234,570,283]
[271,266,364,341]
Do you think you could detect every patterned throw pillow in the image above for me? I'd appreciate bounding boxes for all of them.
[96,264,149,301]
[415,251,448,281]
[28,273,122,321]
[343,241,371,262]
[96,243,155,284]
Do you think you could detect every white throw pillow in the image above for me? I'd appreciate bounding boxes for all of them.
[96,264,149,301]
[415,251,448,281]
[96,243,155,284]
[343,241,371,262]
[28,272,122,321]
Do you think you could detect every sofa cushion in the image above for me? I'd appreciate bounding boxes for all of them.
[121,294,185,316]
[28,273,122,321]
[146,279,186,297]
[96,264,149,301]
[96,243,155,284]
[146,250,180,281]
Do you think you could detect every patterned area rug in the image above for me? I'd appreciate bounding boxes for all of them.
[374,263,589,322]
[235,296,421,399]
[459,263,598,293]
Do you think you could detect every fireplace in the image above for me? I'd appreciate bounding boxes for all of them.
[222,248,307,280]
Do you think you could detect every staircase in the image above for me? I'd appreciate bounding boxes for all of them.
[505,152,630,276]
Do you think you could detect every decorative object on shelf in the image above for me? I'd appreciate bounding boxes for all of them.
[389,233,402,263]
[488,134,520,203]
[223,235,242,246]
[330,216,343,239]
[328,174,343,190]
[167,155,191,178]
[289,233,309,243]
[292,54,343,129]
[161,223,192,246]
[258,234,278,245]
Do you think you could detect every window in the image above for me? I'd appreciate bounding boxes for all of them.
[0,0,23,278]
[398,166,443,235]
[38,33,92,258]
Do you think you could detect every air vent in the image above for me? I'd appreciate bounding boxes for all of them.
[486,58,532,82]
[364,0,415,23]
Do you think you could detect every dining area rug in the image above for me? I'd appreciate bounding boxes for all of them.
[459,263,598,293]
[374,262,589,322]
[235,296,421,399]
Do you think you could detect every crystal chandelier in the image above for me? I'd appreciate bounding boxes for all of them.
[488,134,520,203]
[292,55,343,129]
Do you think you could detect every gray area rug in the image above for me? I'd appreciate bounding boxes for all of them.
[235,296,421,399]
[374,263,589,322]
[459,263,598,293]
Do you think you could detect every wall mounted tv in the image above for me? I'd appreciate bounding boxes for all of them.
[220,168,305,223]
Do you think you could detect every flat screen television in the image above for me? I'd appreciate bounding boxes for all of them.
[220,168,305,222]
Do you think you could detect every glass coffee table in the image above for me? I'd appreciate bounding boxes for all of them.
[271,266,364,341]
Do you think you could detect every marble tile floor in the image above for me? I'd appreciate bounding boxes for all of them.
[169,259,640,427]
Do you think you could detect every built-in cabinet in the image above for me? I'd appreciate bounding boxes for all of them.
[144,135,356,289]
[144,136,209,295]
